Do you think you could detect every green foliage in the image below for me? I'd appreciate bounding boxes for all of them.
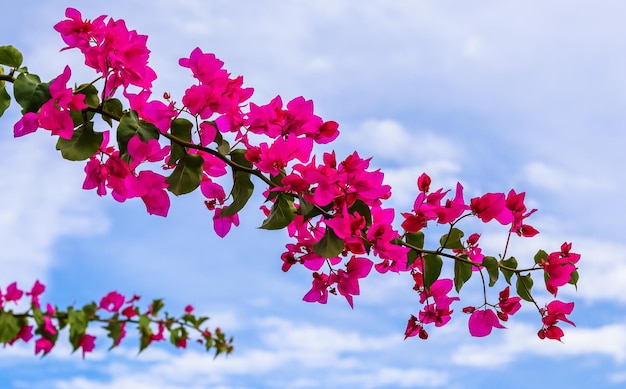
[13,73,50,114]
[67,308,88,352]
[516,274,534,302]
[0,45,23,68]
[166,153,204,195]
[481,256,499,287]
[117,110,160,158]
[439,228,464,250]
[453,257,473,292]
[348,199,373,227]
[0,311,20,344]
[221,170,254,217]
[534,249,548,265]
[260,194,297,230]
[56,121,104,161]
[500,257,518,285]
[101,98,123,127]
[169,117,193,165]
[405,231,425,249]
[423,253,443,290]
[104,316,125,349]
[312,226,345,258]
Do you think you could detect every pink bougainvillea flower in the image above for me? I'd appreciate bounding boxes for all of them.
[498,286,522,318]
[9,325,34,345]
[538,300,575,341]
[53,7,106,50]
[79,334,96,358]
[330,256,373,308]
[99,291,125,312]
[302,272,331,304]
[13,112,39,137]
[35,337,54,356]
[5,282,24,303]
[212,208,240,238]
[468,308,505,337]
[26,280,46,309]
[470,192,510,223]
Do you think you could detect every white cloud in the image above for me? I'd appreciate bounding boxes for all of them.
[453,322,626,368]
[0,133,108,287]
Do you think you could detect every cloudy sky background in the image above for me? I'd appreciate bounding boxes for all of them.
[1,1,625,388]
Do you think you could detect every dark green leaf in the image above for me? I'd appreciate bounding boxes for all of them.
[76,83,99,107]
[68,309,88,352]
[0,311,20,343]
[312,225,345,258]
[151,299,164,317]
[169,117,193,165]
[481,256,499,287]
[454,258,473,292]
[104,316,124,349]
[101,98,123,127]
[138,314,152,352]
[229,148,253,169]
[516,274,534,302]
[423,253,443,290]
[221,171,254,217]
[166,153,204,195]
[347,199,373,227]
[569,270,579,290]
[0,45,23,68]
[117,110,160,158]
[0,85,9,117]
[534,249,548,265]
[297,194,315,216]
[500,257,518,285]
[218,139,230,156]
[260,194,297,230]
[13,73,50,113]
[439,227,465,250]
[56,121,103,161]
[405,231,425,249]
[406,249,420,268]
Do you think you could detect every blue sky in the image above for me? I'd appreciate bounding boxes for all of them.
[1,1,625,388]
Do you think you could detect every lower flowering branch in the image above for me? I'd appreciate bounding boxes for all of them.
[0,281,232,358]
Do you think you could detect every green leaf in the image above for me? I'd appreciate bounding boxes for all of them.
[516,274,534,302]
[297,193,315,216]
[0,45,23,68]
[68,308,88,352]
[347,199,373,227]
[405,231,425,249]
[13,73,50,113]
[454,258,473,292]
[260,194,297,230]
[423,253,443,290]
[481,256,499,287]
[406,249,420,268]
[221,171,254,217]
[151,299,164,317]
[102,98,123,127]
[138,314,152,352]
[500,256,518,285]
[166,153,204,195]
[169,117,193,165]
[76,83,99,107]
[229,148,253,169]
[218,138,230,156]
[0,85,9,117]
[104,316,124,349]
[569,270,579,290]
[0,311,20,343]
[534,249,548,265]
[439,228,465,250]
[312,225,345,258]
[56,121,103,161]
[117,110,160,158]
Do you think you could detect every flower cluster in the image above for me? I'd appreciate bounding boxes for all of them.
[0,6,582,355]
[0,281,231,358]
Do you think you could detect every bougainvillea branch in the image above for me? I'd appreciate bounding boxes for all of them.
[0,7,580,358]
